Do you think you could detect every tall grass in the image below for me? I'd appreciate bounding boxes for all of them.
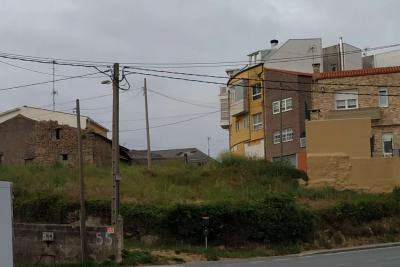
[0,154,384,206]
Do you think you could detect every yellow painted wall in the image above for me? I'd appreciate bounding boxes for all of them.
[229,65,265,155]
[306,117,400,192]
[306,118,372,158]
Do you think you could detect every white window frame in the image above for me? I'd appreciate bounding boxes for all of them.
[378,88,389,108]
[281,98,293,112]
[272,101,280,114]
[243,115,249,129]
[252,113,263,131]
[235,120,240,132]
[252,83,262,100]
[282,128,293,142]
[273,131,281,144]
[273,128,294,144]
[335,89,358,110]
[272,98,292,114]
[382,133,393,157]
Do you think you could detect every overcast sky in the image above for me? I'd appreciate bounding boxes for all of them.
[1,0,399,157]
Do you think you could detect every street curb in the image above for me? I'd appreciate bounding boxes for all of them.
[298,242,400,256]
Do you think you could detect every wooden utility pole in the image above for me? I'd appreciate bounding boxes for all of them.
[207,137,211,157]
[279,83,283,161]
[111,63,120,226]
[76,99,86,264]
[144,78,152,169]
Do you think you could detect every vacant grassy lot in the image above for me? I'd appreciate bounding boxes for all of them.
[0,154,386,208]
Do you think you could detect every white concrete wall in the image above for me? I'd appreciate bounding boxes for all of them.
[244,139,265,158]
[264,39,322,73]
[374,50,400,68]
[343,43,362,70]
[0,181,13,267]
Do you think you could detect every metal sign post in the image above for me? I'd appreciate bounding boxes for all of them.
[202,216,209,249]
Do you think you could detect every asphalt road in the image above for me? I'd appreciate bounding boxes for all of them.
[181,246,400,267]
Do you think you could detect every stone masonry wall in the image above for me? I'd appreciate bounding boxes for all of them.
[311,72,400,157]
[14,223,121,264]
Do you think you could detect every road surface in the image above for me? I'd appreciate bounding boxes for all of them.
[182,246,400,267]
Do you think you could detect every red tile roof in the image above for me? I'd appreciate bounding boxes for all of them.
[315,66,400,80]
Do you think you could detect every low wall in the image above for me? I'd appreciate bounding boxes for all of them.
[14,222,122,265]
[307,154,400,192]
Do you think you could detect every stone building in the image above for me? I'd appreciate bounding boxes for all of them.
[0,106,130,166]
[310,65,400,157]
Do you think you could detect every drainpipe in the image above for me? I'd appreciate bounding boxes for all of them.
[339,37,345,71]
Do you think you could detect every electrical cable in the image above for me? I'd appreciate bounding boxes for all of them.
[119,110,219,133]
[147,88,218,109]
[125,67,400,88]
[0,71,106,92]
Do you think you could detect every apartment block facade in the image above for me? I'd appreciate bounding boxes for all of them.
[220,63,311,170]
[311,65,400,157]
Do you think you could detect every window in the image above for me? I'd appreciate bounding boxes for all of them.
[382,133,393,156]
[272,98,292,114]
[252,83,262,100]
[233,80,246,102]
[281,98,293,112]
[0,153,2,165]
[273,132,281,144]
[335,90,358,110]
[282,128,293,142]
[54,128,61,140]
[61,154,68,161]
[252,113,263,130]
[378,88,388,107]
[273,128,294,144]
[272,101,280,114]
[235,120,240,132]
[243,115,249,129]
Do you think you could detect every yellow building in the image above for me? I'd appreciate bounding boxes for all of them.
[220,64,266,158]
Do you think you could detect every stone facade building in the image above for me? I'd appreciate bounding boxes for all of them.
[0,107,130,166]
[311,65,400,157]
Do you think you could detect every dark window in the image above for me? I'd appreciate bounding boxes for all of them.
[61,154,68,161]
[252,83,262,100]
[0,153,3,165]
[55,129,61,140]
[24,158,34,165]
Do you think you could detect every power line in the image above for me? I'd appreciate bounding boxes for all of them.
[126,70,400,97]
[0,70,106,92]
[126,66,400,88]
[147,88,218,109]
[0,58,105,78]
[119,110,219,133]
[1,42,400,69]
[97,112,215,124]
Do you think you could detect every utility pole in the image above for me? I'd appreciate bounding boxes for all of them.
[76,99,86,264]
[111,63,120,226]
[52,60,57,111]
[144,78,152,170]
[279,83,283,161]
[207,137,211,157]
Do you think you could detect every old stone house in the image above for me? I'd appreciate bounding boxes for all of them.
[0,106,130,166]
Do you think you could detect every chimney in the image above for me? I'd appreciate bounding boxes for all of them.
[312,63,320,73]
[270,39,278,49]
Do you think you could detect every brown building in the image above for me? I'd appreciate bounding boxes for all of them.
[220,64,312,170]
[264,68,312,167]
[0,107,130,166]
[311,65,400,157]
